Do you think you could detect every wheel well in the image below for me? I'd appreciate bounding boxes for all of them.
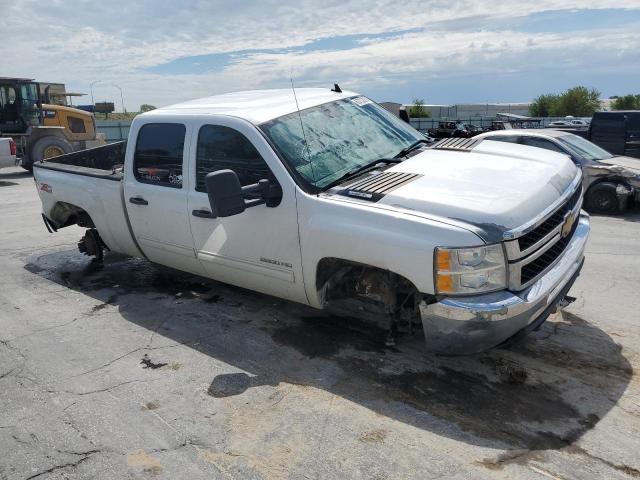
[49,202,95,229]
[586,178,628,195]
[315,257,424,309]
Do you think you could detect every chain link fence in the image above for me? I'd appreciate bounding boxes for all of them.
[410,117,589,134]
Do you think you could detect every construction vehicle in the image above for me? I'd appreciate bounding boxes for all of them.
[0,77,105,171]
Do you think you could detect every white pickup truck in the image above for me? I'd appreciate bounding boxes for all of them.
[0,138,17,170]
[33,88,590,354]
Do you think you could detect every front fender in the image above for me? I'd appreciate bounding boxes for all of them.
[296,192,483,308]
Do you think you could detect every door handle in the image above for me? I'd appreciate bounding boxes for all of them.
[129,196,148,206]
[192,209,214,219]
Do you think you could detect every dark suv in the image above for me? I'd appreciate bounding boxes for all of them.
[588,111,640,159]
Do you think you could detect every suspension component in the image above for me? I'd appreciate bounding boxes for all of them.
[78,228,105,262]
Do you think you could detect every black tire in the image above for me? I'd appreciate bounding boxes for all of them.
[25,136,73,171]
[585,182,619,214]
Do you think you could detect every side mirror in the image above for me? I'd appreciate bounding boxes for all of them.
[205,170,246,217]
[204,169,276,218]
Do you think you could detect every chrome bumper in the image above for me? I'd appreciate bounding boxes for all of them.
[420,212,590,355]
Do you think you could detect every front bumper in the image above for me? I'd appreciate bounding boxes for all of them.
[420,212,590,355]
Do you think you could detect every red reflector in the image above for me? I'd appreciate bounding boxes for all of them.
[9,139,16,156]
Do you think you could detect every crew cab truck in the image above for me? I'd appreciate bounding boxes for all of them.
[33,89,590,354]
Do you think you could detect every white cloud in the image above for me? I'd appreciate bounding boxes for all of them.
[1,0,638,108]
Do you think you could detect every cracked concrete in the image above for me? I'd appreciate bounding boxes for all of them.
[1,166,640,479]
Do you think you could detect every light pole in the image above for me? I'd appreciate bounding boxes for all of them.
[89,80,100,107]
[109,83,126,113]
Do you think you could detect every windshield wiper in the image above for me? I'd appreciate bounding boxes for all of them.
[320,138,430,192]
[393,138,430,159]
[321,158,402,191]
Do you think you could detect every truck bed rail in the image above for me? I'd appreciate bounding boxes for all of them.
[39,141,126,171]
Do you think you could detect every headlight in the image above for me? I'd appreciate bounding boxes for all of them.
[435,244,506,295]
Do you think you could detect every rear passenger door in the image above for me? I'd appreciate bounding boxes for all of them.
[124,121,204,275]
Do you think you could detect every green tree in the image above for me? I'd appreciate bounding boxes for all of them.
[529,94,559,117]
[551,86,601,117]
[529,86,601,117]
[611,94,640,110]
[409,99,429,118]
[140,104,157,112]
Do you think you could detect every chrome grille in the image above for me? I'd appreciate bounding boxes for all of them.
[506,184,583,290]
[517,187,582,252]
[520,216,579,285]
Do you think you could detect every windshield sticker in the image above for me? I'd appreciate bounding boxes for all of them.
[351,96,373,107]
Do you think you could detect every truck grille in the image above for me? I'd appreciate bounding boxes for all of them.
[520,216,579,285]
[517,187,582,251]
[506,183,583,290]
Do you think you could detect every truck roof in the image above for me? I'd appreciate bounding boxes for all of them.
[144,88,358,125]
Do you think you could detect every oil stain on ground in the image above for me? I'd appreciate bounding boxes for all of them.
[23,249,633,453]
[269,311,632,451]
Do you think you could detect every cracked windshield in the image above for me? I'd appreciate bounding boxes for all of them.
[261,96,423,189]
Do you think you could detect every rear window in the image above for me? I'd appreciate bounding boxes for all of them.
[627,113,640,133]
[592,113,625,132]
[133,123,185,188]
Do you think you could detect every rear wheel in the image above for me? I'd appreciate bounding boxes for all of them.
[585,183,618,214]
[24,136,73,172]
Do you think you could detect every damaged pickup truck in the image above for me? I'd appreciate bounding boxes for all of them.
[33,88,590,354]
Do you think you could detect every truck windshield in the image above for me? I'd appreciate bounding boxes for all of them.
[260,97,424,190]
[557,134,613,162]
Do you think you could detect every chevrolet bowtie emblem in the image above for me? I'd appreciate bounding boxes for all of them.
[561,211,576,238]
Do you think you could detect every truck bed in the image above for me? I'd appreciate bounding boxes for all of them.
[33,140,142,258]
[33,141,126,180]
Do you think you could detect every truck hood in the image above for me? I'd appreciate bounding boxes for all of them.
[334,140,580,242]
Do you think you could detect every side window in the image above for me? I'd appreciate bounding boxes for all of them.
[196,125,271,192]
[68,116,86,133]
[0,87,16,108]
[521,137,565,153]
[134,123,185,188]
[484,135,520,144]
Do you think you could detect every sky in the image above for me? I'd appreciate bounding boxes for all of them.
[1,0,639,111]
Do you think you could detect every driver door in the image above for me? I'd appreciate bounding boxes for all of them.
[187,117,307,304]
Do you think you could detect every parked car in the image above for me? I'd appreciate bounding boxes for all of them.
[569,119,590,126]
[33,88,589,355]
[548,120,571,127]
[588,111,640,159]
[0,138,17,170]
[475,129,640,213]
[484,121,514,131]
[427,121,472,139]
